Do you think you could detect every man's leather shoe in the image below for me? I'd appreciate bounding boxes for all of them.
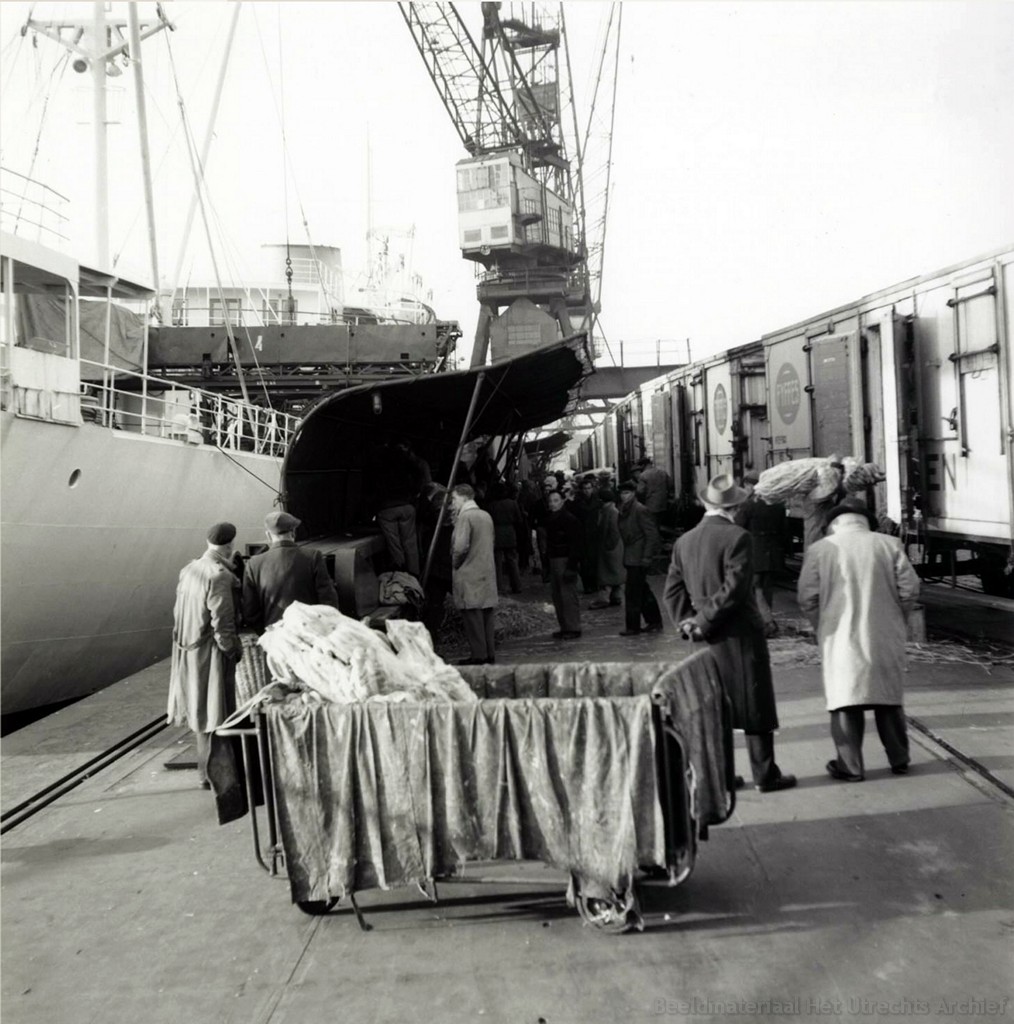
[643,622,663,633]
[588,601,609,610]
[757,773,798,793]
[825,760,864,782]
[890,763,910,775]
[559,630,582,640]
[619,629,642,636]
[457,657,483,666]
[733,775,745,790]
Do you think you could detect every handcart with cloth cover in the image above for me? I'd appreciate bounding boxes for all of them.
[219,650,736,934]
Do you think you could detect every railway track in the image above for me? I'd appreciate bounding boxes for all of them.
[0,714,171,835]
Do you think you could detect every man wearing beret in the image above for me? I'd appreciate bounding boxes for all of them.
[663,475,796,793]
[167,522,243,789]
[241,510,340,633]
[797,498,920,782]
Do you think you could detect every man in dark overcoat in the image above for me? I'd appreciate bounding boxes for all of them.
[736,471,787,637]
[663,474,796,792]
[242,511,340,633]
[617,480,664,636]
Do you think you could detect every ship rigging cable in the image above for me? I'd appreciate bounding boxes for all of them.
[163,26,284,412]
[250,6,333,315]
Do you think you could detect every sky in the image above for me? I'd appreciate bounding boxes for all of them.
[2,1,1013,368]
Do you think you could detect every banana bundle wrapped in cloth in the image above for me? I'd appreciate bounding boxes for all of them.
[754,455,885,505]
[257,602,477,704]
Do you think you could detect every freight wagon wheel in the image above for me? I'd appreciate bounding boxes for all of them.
[296,898,339,916]
[575,894,636,935]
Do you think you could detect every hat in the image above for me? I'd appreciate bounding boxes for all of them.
[543,475,557,487]
[743,470,760,486]
[825,498,876,530]
[698,474,748,509]
[207,521,236,545]
[618,479,637,493]
[265,510,301,533]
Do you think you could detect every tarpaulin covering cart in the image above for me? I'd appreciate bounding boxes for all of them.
[219,650,736,933]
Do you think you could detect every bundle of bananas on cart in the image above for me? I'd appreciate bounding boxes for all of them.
[257,602,478,705]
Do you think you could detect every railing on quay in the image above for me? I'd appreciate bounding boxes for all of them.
[79,358,298,458]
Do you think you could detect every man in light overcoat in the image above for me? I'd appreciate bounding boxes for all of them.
[167,522,243,788]
[797,498,921,781]
[663,475,796,792]
[450,483,498,665]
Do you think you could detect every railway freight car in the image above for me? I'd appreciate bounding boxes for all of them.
[577,246,1014,594]
[763,245,1013,594]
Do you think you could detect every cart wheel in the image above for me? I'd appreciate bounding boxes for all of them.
[575,894,636,934]
[296,897,339,916]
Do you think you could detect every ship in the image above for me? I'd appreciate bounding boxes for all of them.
[0,5,457,716]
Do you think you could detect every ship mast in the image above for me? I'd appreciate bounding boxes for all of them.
[26,2,172,274]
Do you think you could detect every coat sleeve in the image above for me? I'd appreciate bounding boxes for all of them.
[662,542,693,624]
[451,514,471,570]
[693,531,754,637]
[313,552,341,608]
[241,562,264,634]
[640,507,661,564]
[796,547,822,628]
[209,573,241,656]
[892,541,921,614]
[565,514,582,572]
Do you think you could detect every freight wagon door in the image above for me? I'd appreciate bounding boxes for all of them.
[670,384,691,498]
[650,391,673,486]
[765,337,811,462]
[943,278,1009,536]
[704,362,734,478]
[809,334,856,457]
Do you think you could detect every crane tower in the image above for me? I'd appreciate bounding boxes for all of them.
[400,2,593,367]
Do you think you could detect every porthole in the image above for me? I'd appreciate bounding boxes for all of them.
[68,469,82,488]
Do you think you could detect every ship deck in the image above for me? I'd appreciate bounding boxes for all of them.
[2,582,1013,1023]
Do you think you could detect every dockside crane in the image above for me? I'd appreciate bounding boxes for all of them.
[400,2,618,369]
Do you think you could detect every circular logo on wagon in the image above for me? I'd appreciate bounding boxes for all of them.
[713,383,728,436]
[775,363,801,425]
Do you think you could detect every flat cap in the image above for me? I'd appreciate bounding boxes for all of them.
[207,521,237,545]
[618,479,637,493]
[265,510,301,533]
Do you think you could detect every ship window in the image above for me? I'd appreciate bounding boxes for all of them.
[490,225,509,239]
[264,297,298,326]
[209,297,242,326]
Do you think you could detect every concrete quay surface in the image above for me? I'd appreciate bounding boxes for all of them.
[2,583,1012,1024]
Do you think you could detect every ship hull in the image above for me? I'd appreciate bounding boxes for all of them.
[1,411,282,713]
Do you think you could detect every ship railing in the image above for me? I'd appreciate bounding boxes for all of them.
[0,168,71,250]
[79,359,298,458]
[167,306,344,327]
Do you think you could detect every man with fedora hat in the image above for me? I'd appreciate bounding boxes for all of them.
[167,522,243,789]
[798,497,920,782]
[663,474,796,792]
[241,510,339,633]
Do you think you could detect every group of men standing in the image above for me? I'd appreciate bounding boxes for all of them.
[167,510,339,789]
[170,451,922,799]
[666,470,920,789]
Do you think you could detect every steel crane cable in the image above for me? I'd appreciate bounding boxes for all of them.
[251,5,333,317]
[164,26,279,415]
[111,32,210,272]
[10,49,69,231]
